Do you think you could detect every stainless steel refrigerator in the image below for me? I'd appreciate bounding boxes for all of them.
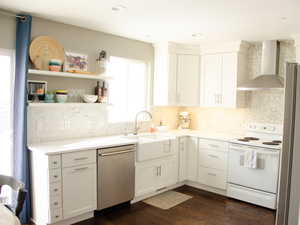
[277,62,300,225]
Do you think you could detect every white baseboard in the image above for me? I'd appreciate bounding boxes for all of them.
[185,181,227,196]
[49,212,94,225]
[132,180,227,204]
[132,182,185,203]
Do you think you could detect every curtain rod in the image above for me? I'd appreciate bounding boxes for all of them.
[0,9,27,20]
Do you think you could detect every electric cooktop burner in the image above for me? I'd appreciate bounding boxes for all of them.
[263,142,280,146]
[238,138,250,142]
[238,137,260,142]
[244,137,260,141]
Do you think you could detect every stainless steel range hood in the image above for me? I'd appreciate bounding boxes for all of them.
[238,40,284,91]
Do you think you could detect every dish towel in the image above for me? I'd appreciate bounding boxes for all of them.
[244,150,257,169]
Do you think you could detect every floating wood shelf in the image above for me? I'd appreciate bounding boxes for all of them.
[28,69,113,81]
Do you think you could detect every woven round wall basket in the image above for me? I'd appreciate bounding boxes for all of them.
[29,36,65,70]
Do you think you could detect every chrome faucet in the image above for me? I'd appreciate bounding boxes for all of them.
[134,110,153,135]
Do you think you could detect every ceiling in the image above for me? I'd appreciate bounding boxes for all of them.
[1,0,300,44]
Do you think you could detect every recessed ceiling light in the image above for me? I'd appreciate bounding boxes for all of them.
[281,17,287,21]
[192,33,204,38]
[112,5,127,12]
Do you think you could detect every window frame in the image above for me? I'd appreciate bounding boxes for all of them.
[108,56,151,123]
[0,48,15,176]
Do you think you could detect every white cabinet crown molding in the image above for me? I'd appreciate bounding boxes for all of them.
[153,42,201,55]
[200,40,250,55]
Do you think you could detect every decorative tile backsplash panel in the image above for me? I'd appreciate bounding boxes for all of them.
[27,104,169,144]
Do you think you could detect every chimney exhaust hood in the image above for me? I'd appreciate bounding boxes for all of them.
[238,40,284,91]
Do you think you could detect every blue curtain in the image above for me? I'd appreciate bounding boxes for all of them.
[14,14,32,224]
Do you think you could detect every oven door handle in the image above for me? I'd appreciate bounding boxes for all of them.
[230,147,279,156]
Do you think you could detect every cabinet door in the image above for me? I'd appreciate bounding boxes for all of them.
[222,53,237,107]
[187,137,198,182]
[201,54,223,107]
[178,137,187,182]
[176,54,200,106]
[198,166,227,190]
[135,163,158,197]
[157,157,178,189]
[153,47,177,106]
[62,164,97,219]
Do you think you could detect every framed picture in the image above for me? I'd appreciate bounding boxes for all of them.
[64,52,88,72]
[27,80,47,102]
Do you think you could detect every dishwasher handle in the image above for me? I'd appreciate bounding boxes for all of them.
[99,149,135,157]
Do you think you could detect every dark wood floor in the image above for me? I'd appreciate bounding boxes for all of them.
[74,185,276,225]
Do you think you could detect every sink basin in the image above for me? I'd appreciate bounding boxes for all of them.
[123,133,176,162]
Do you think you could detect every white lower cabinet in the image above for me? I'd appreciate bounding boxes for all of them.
[178,137,188,182]
[135,162,159,196]
[187,137,198,182]
[30,149,97,225]
[197,139,229,190]
[62,164,97,219]
[135,156,178,197]
[157,157,178,188]
[198,167,227,190]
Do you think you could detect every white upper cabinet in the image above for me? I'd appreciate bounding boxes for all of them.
[200,41,249,108]
[153,43,200,106]
[176,54,200,106]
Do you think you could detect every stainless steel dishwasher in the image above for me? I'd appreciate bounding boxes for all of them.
[97,144,136,210]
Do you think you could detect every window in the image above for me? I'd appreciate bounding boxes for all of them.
[107,56,149,122]
[0,49,14,203]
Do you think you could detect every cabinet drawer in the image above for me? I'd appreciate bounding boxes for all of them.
[49,182,61,196]
[198,167,227,190]
[199,139,228,152]
[62,150,96,168]
[199,150,228,171]
[50,195,62,209]
[49,155,61,169]
[49,207,62,223]
[49,169,61,183]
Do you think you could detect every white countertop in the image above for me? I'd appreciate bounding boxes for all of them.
[167,129,242,141]
[28,135,138,155]
[28,130,242,155]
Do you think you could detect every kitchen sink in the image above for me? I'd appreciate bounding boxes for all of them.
[123,133,176,162]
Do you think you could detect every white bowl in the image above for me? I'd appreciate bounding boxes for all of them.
[82,95,98,103]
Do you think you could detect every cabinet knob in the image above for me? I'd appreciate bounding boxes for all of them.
[55,215,59,218]
[54,188,58,192]
[53,161,58,164]
[53,175,58,178]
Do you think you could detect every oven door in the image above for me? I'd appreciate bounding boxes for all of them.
[228,144,280,193]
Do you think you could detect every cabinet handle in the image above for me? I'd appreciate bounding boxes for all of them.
[159,166,162,176]
[156,167,160,176]
[53,175,58,178]
[208,154,219,159]
[73,167,89,172]
[53,161,58,165]
[54,188,58,192]
[219,94,223,104]
[74,157,88,161]
[55,215,60,218]
[54,202,59,206]
[207,173,217,177]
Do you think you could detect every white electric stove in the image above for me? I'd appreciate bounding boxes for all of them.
[227,123,283,209]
